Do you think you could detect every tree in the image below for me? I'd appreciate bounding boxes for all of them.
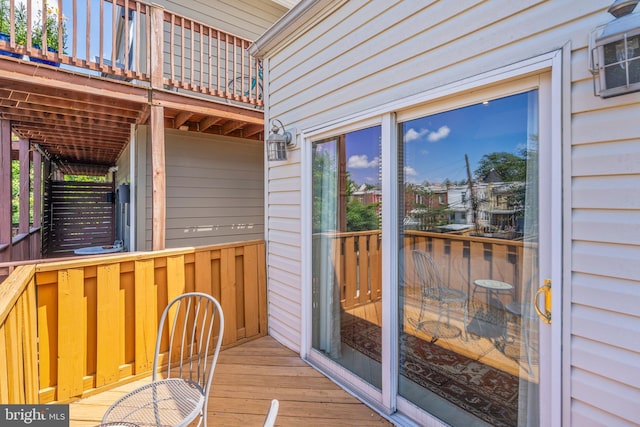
[474,151,526,182]
[346,199,379,231]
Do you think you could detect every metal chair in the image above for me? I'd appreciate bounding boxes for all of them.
[102,292,224,427]
[262,399,279,427]
[412,250,468,341]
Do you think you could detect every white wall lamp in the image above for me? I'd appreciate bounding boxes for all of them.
[590,0,640,97]
[266,119,295,161]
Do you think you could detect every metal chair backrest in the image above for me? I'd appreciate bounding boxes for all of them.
[263,399,279,427]
[412,250,443,300]
[152,292,224,405]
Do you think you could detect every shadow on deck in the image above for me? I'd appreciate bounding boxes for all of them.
[70,336,392,426]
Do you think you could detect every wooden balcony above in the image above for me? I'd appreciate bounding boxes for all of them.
[0,0,265,175]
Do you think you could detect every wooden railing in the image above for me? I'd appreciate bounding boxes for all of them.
[322,230,531,310]
[0,227,42,276]
[0,0,262,106]
[0,264,39,404]
[0,239,267,404]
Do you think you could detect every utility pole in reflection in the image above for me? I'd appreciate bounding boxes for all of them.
[465,154,479,233]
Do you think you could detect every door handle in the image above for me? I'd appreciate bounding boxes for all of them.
[534,279,552,324]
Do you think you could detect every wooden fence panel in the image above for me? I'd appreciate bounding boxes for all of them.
[96,263,121,387]
[46,181,116,257]
[57,268,86,400]
[1,241,266,404]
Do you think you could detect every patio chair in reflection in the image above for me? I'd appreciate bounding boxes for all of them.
[102,292,224,427]
[505,276,537,374]
[412,250,468,342]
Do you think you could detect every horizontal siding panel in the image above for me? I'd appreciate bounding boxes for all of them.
[268,163,302,180]
[572,304,640,352]
[165,233,264,248]
[267,241,302,262]
[573,241,640,281]
[168,206,264,218]
[268,317,301,353]
[268,204,301,219]
[267,229,301,248]
[573,176,640,209]
[573,108,640,145]
[572,368,640,425]
[572,399,638,427]
[268,191,300,205]
[573,141,640,177]
[268,176,306,192]
[268,218,302,233]
[572,209,640,245]
[166,224,264,239]
[269,302,301,336]
[268,256,301,279]
[572,337,640,389]
[573,272,640,317]
[170,176,263,188]
[268,279,301,307]
[166,196,263,208]
[166,216,263,227]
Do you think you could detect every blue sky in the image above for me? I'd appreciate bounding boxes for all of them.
[345,91,536,186]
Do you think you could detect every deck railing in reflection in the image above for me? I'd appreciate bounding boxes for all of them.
[0,0,262,106]
[320,230,529,310]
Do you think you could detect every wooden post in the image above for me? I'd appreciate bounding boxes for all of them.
[0,121,11,262]
[31,149,42,259]
[19,138,30,235]
[32,150,41,230]
[150,4,164,90]
[150,104,165,250]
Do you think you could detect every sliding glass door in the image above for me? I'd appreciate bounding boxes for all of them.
[311,126,383,390]
[307,74,556,427]
[398,90,541,426]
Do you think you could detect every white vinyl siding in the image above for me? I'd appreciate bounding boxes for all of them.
[258,0,640,425]
[154,0,288,40]
[139,127,264,250]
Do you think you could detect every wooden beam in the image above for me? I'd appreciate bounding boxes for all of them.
[150,105,165,251]
[152,90,264,125]
[242,124,264,138]
[18,138,30,235]
[198,116,223,132]
[221,120,244,135]
[0,121,11,259]
[173,112,192,129]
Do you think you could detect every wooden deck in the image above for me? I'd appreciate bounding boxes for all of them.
[70,336,392,426]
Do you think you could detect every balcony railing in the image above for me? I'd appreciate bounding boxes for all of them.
[0,239,267,404]
[0,0,262,106]
[322,230,531,311]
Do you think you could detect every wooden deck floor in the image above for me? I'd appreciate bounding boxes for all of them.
[70,336,392,426]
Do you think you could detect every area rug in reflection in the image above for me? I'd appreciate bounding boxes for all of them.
[341,313,521,427]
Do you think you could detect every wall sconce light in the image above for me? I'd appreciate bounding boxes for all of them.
[266,119,295,161]
[590,0,640,97]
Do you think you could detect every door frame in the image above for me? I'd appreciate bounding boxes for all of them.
[300,50,564,426]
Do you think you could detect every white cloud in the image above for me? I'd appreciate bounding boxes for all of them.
[404,128,429,142]
[427,125,450,142]
[404,166,417,176]
[347,155,379,169]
